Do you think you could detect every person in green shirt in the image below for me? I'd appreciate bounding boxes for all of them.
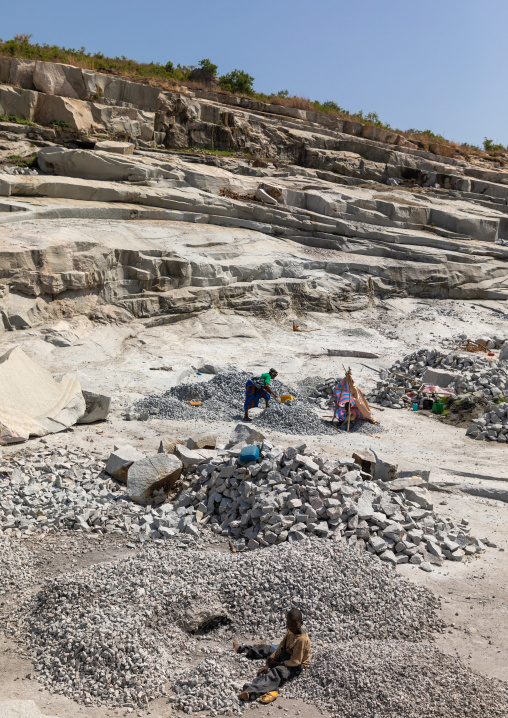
[243,368,278,422]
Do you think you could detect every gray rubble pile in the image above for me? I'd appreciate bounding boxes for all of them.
[369,345,508,409]
[11,538,443,711]
[466,402,508,442]
[0,537,37,600]
[289,641,508,718]
[178,439,487,566]
[0,439,493,561]
[0,447,190,542]
[131,370,334,435]
[251,399,335,435]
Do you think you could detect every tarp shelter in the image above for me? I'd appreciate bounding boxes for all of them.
[332,368,376,427]
[0,346,85,444]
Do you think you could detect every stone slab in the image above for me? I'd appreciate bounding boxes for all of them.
[127,454,183,504]
[77,389,111,423]
[106,445,146,483]
[94,140,134,154]
[422,367,458,388]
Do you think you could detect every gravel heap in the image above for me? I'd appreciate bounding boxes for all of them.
[177,440,487,565]
[252,398,335,435]
[0,536,37,600]
[368,347,508,409]
[467,402,508,442]
[0,447,195,543]
[290,641,508,718]
[132,370,335,435]
[11,538,444,711]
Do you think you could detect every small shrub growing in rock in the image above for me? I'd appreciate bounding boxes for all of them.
[219,69,254,95]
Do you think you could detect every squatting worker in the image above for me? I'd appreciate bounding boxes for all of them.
[234,607,310,703]
[243,368,278,422]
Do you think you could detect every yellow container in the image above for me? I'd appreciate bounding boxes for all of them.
[280,394,294,404]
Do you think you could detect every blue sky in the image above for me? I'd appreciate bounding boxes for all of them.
[2,0,507,146]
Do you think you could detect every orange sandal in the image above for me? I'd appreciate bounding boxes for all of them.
[260,691,279,704]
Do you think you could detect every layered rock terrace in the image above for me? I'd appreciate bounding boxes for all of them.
[1,58,508,331]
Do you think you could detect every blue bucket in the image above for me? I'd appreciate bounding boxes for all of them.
[239,445,260,463]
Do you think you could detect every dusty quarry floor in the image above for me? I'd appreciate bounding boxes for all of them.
[1,297,507,717]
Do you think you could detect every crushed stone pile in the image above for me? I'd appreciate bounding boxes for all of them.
[0,447,194,543]
[0,441,493,566]
[290,641,508,718]
[177,440,488,565]
[466,402,508,442]
[368,346,508,409]
[0,537,37,601]
[131,370,336,435]
[0,447,131,538]
[251,398,335,435]
[10,539,444,711]
[441,334,505,351]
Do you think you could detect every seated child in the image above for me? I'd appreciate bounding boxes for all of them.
[234,607,310,702]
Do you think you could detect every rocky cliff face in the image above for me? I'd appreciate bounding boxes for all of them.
[1,58,508,331]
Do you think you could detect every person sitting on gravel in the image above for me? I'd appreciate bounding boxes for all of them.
[243,369,279,422]
[234,607,310,703]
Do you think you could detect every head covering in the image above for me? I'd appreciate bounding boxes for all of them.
[269,368,278,375]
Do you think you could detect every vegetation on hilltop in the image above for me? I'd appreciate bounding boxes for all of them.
[1,34,505,159]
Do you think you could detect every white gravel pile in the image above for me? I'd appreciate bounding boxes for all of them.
[179,441,487,566]
[131,370,334,435]
[368,347,508,409]
[290,641,508,718]
[11,539,444,711]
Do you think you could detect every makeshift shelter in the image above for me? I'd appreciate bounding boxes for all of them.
[332,367,376,429]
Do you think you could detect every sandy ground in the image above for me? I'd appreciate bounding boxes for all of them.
[1,297,507,716]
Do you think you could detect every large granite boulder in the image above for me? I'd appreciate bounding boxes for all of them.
[0,86,39,122]
[34,60,83,99]
[127,454,183,504]
[106,445,146,483]
[35,93,96,131]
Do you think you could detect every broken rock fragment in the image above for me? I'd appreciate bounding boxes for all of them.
[158,437,186,454]
[127,454,183,504]
[105,444,146,483]
[175,444,207,471]
[421,367,458,388]
[404,486,433,510]
[227,422,265,447]
[179,597,231,633]
[372,454,398,483]
[186,432,217,450]
[77,390,111,424]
